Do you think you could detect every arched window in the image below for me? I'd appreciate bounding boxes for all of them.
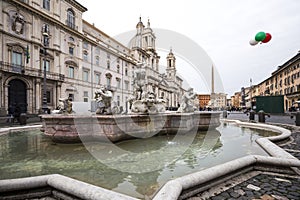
[67,9,75,29]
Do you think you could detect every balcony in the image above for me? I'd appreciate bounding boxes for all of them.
[0,61,64,81]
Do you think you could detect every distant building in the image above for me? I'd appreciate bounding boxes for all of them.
[198,94,210,109]
[210,93,227,109]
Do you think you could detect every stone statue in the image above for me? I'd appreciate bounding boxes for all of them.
[129,63,166,114]
[95,86,113,114]
[177,88,197,113]
[132,68,147,100]
[66,98,73,114]
[52,98,73,114]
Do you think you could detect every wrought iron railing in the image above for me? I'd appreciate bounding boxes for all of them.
[0,61,65,81]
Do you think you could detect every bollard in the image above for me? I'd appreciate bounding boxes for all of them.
[295,111,300,126]
[249,110,255,121]
[19,113,27,125]
[223,110,227,118]
[258,110,265,123]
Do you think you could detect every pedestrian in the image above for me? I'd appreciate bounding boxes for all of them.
[13,104,21,123]
[6,105,14,123]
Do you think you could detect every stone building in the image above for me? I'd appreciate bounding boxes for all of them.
[0,0,88,114]
[0,1,187,115]
[258,51,300,111]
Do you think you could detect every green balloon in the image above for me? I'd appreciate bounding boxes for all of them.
[255,32,266,41]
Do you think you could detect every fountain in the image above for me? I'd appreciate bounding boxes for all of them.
[40,63,221,143]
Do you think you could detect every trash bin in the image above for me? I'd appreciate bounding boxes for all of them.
[19,113,27,125]
[249,110,255,121]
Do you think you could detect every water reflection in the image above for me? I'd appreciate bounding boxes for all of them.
[0,124,276,198]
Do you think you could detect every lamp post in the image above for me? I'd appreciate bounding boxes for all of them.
[42,31,49,113]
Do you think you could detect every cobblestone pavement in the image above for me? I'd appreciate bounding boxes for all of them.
[207,173,300,200]
[188,113,300,200]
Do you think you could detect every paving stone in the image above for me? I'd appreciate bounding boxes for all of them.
[247,184,261,191]
[274,178,292,184]
[229,191,240,198]
[270,194,289,200]
[234,188,245,196]
[260,194,275,200]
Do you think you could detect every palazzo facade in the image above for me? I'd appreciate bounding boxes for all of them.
[0,0,187,115]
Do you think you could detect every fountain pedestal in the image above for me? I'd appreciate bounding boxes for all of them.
[41,112,221,143]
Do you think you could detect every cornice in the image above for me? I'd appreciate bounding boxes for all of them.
[64,0,87,12]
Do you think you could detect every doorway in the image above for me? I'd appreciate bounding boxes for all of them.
[8,79,27,113]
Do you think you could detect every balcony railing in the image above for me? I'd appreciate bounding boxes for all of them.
[0,61,64,81]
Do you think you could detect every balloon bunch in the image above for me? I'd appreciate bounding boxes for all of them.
[249,31,272,46]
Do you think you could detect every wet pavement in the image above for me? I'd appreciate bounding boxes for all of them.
[189,112,300,200]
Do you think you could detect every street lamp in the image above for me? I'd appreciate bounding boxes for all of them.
[42,31,49,113]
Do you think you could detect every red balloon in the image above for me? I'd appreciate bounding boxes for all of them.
[262,33,272,43]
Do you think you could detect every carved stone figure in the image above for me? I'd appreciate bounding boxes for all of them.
[95,86,113,114]
[132,68,147,100]
[177,88,197,113]
[52,98,73,114]
[129,63,167,114]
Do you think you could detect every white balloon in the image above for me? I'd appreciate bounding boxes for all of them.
[249,39,259,46]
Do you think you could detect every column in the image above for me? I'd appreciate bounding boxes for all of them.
[35,79,41,113]
[56,82,62,106]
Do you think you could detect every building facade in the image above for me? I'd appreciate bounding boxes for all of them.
[128,18,184,109]
[0,0,187,115]
[197,94,210,109]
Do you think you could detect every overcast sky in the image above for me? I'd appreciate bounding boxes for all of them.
[76,0,300,96]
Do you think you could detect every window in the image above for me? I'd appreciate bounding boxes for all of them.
[116,78,121,89]
[43,59,50,72]
[125,68,128,76]
[83,42,88,49]
[12,51,22,73]
[69,47,74,55]
[68,66,74,78]
[83,70,89,82]
[83,52,88,61]
[95,73,100,84]
[107,53,110,59]
[107,61,110,69]
[117,96,120,106]
[46,91,51,103]
[95,56,100,65]
[43,0,50,10]
[106,76,111,87]
[67,9,75,29]
[12,51,22,66]
[83,91,88,102]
